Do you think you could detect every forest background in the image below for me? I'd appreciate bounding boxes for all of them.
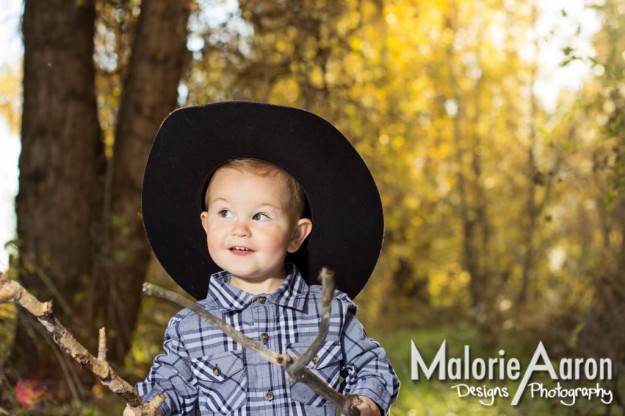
[0,0,624,414]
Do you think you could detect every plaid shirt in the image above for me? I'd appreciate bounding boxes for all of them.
[137,264,399,415]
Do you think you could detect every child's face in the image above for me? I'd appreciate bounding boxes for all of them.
[200,167,312,287]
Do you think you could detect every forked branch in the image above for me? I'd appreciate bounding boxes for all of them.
[0,273,163,415]
[143,267,361,415]
[1,268,361,415]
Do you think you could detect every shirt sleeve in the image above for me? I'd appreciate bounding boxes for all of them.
[339,298,400,414]
[136,314,199,416]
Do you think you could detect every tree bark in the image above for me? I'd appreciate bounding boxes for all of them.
[13,0,102,373]
[14,0,192,384]
[91,0,192,365]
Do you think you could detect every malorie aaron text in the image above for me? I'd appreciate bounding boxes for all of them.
[411,340,613,406]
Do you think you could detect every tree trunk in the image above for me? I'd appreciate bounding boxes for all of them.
[90,0,192,365]
[14,0,102,374]
[13,0,191,388]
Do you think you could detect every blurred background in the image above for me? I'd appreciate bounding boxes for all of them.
[0,0,624,414]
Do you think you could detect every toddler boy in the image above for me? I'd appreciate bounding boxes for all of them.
[130,102,399,415]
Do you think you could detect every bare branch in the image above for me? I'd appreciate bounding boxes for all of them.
[284,268,361,415]
[0,273,164,415]
[125,395,166,416]
[98,327,107,361]
[144,269,362,415]
[1,269,363,415]
[289,267,335,374]
[291,367,362,416]
[142,283,286,366]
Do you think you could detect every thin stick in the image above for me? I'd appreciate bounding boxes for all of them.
[0,273,164,415]
[144,269,361,415]
[288,267,335,374]
[142,283,285,366]
[292,367,362,416]
[98,327,107,361]
[1,270,362,415]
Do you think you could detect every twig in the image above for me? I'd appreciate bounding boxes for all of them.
[142,284,285,366]
[291,367,362,415]
[288,268,335,374]
[20,311,84,407]
[1,268,362,415]
[0,273,164,416]
[144,267,362,415]
[98,327,107,361]
[285,268,362,415]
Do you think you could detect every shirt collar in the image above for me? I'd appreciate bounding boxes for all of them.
[207,263,309,312]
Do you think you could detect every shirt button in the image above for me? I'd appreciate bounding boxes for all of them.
[213,367,221,376]
[265,391,274,401]
[260,333,269,342]
[256,296,266,304]
[312,355,320,364]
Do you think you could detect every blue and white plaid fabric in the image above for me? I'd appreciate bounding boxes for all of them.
[137,264,399,415]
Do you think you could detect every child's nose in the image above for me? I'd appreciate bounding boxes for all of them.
[231,220,250,237]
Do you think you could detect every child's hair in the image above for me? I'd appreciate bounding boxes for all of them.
[204,159,308,219]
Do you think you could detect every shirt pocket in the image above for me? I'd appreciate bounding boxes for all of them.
[287,340,343,407]
[191,350,247,414]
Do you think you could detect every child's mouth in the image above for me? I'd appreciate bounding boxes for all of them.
[229,246,254,255]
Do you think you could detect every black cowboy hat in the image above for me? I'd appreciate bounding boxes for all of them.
[142,102,383,300]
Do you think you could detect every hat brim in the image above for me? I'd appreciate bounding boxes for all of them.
[142,102,383,300]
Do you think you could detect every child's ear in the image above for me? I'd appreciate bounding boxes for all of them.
[287,218,313,253]
[200,211,209,233]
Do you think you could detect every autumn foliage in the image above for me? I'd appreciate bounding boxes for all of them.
[0,0,624,413]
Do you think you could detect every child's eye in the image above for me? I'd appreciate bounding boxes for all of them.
[218,209,233,219]
[253,213,270,221]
